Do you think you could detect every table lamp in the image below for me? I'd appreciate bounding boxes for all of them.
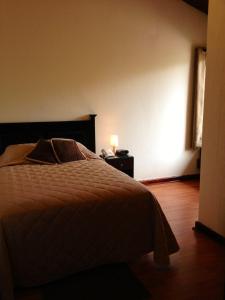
[110,134,118,154]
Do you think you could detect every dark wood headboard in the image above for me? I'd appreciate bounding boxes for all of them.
[0,114,97,155]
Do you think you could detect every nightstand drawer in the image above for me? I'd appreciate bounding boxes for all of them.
[104,156,134,177]
[108,157,133,170]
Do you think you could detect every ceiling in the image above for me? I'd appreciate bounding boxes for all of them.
[182,0,208,14]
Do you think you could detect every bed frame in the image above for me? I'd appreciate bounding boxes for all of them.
[0,114,97,155]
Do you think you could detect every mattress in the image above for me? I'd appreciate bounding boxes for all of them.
[0,159,179,299]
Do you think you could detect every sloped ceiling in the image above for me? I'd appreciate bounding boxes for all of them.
[183,0,208,14]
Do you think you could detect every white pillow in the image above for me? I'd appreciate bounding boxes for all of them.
[0,143,36,167]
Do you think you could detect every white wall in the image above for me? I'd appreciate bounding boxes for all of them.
[0,0,207,180]
[199,0,225,237]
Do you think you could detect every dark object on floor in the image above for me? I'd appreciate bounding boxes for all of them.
[43,263,150,300]
[183,0,208,14]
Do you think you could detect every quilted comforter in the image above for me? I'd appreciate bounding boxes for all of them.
[0,159,179,300]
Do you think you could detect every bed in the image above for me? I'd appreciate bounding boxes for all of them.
[0,115,179,300]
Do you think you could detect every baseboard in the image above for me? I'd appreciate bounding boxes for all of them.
[194,221,225,245]
[140,174,200,185]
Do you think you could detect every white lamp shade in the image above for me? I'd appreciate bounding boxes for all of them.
[110,134,119,147]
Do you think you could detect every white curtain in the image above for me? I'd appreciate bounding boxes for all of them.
[192,48,207,148]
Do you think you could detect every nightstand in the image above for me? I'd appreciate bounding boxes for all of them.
[104,156,134,177]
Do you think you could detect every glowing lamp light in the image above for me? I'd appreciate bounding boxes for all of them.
[110,134,118,154]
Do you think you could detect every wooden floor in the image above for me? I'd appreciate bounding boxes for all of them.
[130,179,225,300]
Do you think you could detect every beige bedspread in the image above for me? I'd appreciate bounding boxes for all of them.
[0,159,179,300]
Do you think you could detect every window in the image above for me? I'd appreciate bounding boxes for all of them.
[192,47,207,148]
